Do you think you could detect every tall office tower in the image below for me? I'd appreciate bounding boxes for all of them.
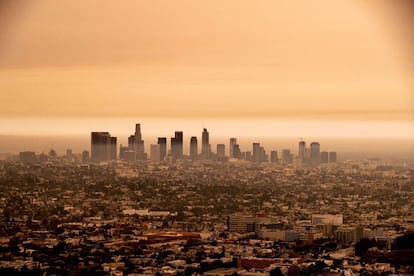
[216,144,225,158]
[133,123,145,160]
[259,146,266,163]
[110,137,117,160]
[201,128,210,159]
[91,132,111,162]
[229,138,237,158]
[233,144,241,159]
[270,150,278,164]
[298,140,306,164]
[190,136,198,160]
[282,149,293,164]
[157,137,167,161]
[150,144,161,162]
[171,131,183,159]
[320,151,329,163]
[310,142,321,167]
[128,135,135,148]
[252,143,261,163]
[329,151,337,163]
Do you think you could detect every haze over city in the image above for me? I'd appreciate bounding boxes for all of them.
[0,0,413,145]
[1,1,414,275]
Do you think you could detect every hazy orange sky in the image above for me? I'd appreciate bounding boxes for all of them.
[0,0,413,138]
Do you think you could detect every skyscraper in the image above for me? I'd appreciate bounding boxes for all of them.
[270,150,278,164]
[190,136,198,160]
[110,137,117,160]
[298,140,306,164]
[91,131,113,162]
[216,144,225,159]
[171,131,183,160]
[310,142,321,167]
[133,123,145,160]
[321,151,329,163]
[229,138,237,158]
[282,149,293,164]
[150,144,161,162]
[233,144,241,159]
[329,151,337,163]
[201,128,210,159]
[157,137,167,161]
[124,123,146,161]
[252,142,261,163]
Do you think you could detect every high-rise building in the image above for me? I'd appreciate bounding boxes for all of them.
[133,124,145,160]
[229,138,237,158]
[252,143,261,163]
[124,123,146,161]
[282,149,293,164]
[216,144,225,158]
[110,137,117,160]
[233,144,241,159]
[91,131,113,162]
[201,128,210,159]
[150,144,161,162]
[270,150,278,164]
[171,131,183,159]
[259,146,266,163]
[299,140,306,164]
[157,137,167,161]
[329,152,337,163]
[190,136,198,160]
[321,151,329,163]
[310,142,321,167]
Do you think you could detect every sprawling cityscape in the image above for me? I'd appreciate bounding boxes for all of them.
[1,1,414,275]
[0,123,413,275]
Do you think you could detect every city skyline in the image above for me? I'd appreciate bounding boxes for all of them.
[1,2,414,274]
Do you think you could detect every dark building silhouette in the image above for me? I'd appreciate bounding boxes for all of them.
[252,143,261,163]
[229,138,237,158]
[110,137,117,160]
[310,142,321,167]
[270,150,279,164]
[216,144,225,159]
[252,143,266,163]
[190,136,198,160]
[329,151,337,163]
[133,124,146,160]
[233,144,241,159]
[157,137,167,161]
[201,128,210,159]
[91,131,114,162]
[122,123,147,161]
[298,140,306,164]
[321,151,329,163]
[171,131,183,159]
[282,149,293,164]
